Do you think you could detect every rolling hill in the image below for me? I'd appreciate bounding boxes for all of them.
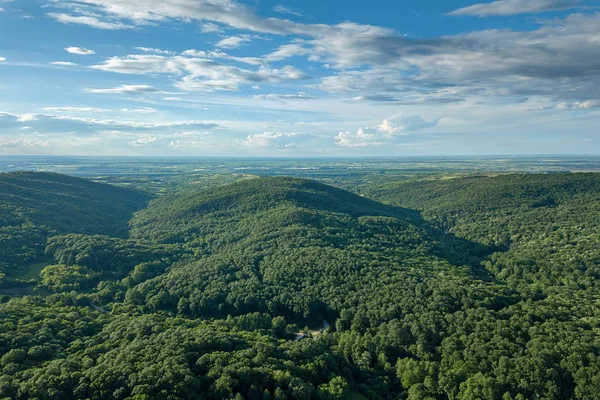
[0,171,151,276]
[1,174,600,399]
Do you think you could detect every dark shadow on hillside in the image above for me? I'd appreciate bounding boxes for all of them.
[258,178,497,280]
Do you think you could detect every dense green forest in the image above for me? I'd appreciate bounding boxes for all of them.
[1,172,600,399]
[0,172,151,278]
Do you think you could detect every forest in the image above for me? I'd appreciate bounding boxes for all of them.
[1,171,600,400]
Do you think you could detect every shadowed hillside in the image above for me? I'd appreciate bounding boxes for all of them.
[0,172,152,275]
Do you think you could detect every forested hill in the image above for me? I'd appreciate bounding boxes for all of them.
[129,177,420,244]
[0,172,151,275]
[1,174,600,399]
[125,176,487,323]
[361,173,600,287]
[361,173,600,217]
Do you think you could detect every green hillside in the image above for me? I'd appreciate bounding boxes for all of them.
[362,173,600,288]
[1,174,600,399]
[0,172,151,276]
[126,177,489,324]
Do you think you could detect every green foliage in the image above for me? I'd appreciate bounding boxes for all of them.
[1,173,600,399]
[40,264,100,291]
[0,172,151,276]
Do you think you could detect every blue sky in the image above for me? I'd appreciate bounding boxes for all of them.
[0,0,599,156]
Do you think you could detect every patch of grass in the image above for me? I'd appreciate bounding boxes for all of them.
[344,392,368,400]
[16,261,51,281]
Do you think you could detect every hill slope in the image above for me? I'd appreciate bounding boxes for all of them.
[2,175,600,399]
[125,177,495,332]
[0,172,151,276]
[362,173,600,288]
[130,177,419,243]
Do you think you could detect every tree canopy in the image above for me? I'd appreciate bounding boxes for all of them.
[1,173,600,399]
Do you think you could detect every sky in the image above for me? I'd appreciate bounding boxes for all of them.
[0,0,599,156]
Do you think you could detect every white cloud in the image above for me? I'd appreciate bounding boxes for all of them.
[49,13,133,30]
[200,23,224,33]
[181,49,208,57]
[272,5,303,17]
[85,84,160,94]
[134,47,175,55]
[65,46,95,55]
[0,57,5,62]
[90,54,308,92]
[90,55,182,74]
[129,136,159,146]
[44,0,600,107]
[169,139,210,148]
[252,93,313,101]
[556,100,600,110]
[312,13,600,108]
[44,0,325,35]
[121,107,158,114]
[336,115,439,147]
[43,107,109,112]
[336,128,383,147]
[216,35,252,49]
[51,61,78,66]
[245,132,310,148]
[378,115,438,135]
[0,110,219,131]
[0,139,50,148]
[264,43,310,62]
[17,114,39,122]
[449,0,581,16]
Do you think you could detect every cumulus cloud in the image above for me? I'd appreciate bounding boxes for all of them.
[90,55,181,74]
[556,100,600,110]
[36,0,600,115]
[17,114,39,122]
[378,115,439,135]
[0,57,5,62]
[85,84,160,94]
[129,136,159,146]
[449,0,582,16]
[90,54,308,92]
[200,23,224,33]
[216,35,252,49]
[336,115,438,147]
[51,61,78,66]
[134,47,175,55]
[245,132,312,148]
[181,49,207,57]
[65,46,95,55]
[336,129,383,147]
